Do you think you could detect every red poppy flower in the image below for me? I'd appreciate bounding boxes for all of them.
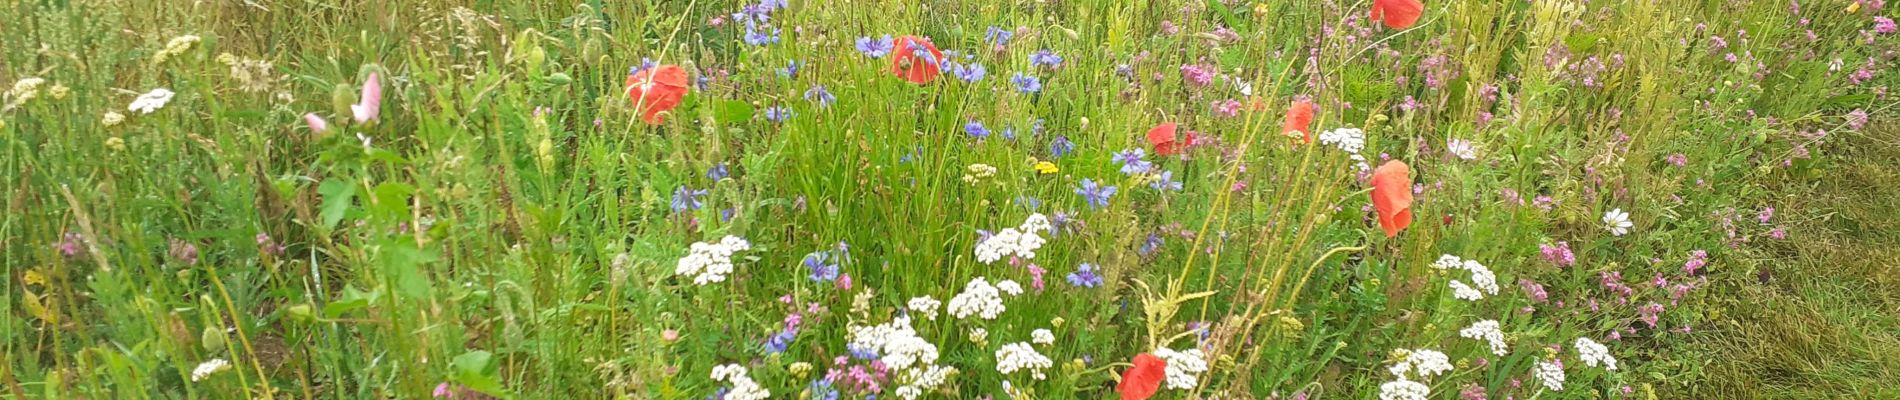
[625,65,691,125]
[1148,122,1181,156]
[1283,99,1316,143]
[891,35,944,84]
[1117,353,1168,400]
[1370,160,1415,237]
[1370,0,1425,30]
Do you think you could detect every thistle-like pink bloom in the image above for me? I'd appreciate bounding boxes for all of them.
[352,72,382,123]
[304,113,329,133]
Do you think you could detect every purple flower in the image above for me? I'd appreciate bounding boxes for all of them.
[948,60,987,82]
[1211,99,1241,117]
[764,106,793,122]
[1876,17,1897,34]
[1050,135,1075,158]
[1138,233,1163,256]
[743,21,781,46]
[1540,241,1575,267]
[855,35,894,58]
[806,251,839,282]
[708,163,731,180]
[672,186,708,212]
[57,232,86,258]
[1027,264,1046,291]
[1030,49,1062,68]
[1066,263,1104,288]
[984,26,1014,46]
[1667,153,1688,166]
[1150,170,1182,191]
[1519,278,1549,304]
[1011,72,1043,93]
[1757,207,1775,223]
[1075,178,1117,209]
[764,330,796,353]
[804,85,836,108]
[964,120,990,138]
[1847,109,1870,130]
[1180,64,1215,87]
[1684,250,1708,275]
[1112,148,1152,175]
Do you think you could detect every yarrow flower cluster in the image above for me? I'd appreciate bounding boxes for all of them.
[907,295,942,320]
[1534,359,1567,391]
[190,358,231,382]
[129,88,176,114]
[1152,347,1210,390]
[1433,255,1499,301]
[993,342,1054,379]
[847,315,954,399]
[1379,379,1430,400]
[974,214,1052,263]
[710,364,769,400]
[1031,328,1055,345]
[947,277,1009,319]
[1318,127,1371,171]
[673,236,752,285]
[1459,320,1509,356]
[1386,348,1453,380]
[1573,337,1618,371]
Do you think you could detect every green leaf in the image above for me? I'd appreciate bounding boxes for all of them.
[371,182,416,219]
[323,285,380,318]
[453,350,505,396]
[716,99,755,124]
[318,179,357,229]
[376,238,438,299]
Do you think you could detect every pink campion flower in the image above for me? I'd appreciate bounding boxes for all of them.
[434,383,454,398]
[1639,302,1666,327]
[1847,109,1870,130]
[304,113,329,133]
[1180,64,1215,87]
[1520,278,1550,303]
[1667,153,1687,166]
[837,273,852,290]
[1875,17,1897,34]
[1684,250,1708,275]
[352,72,382,123]
[1758,207,1775,223]
[1027,264,1046,291]
[1770,226,1787,239]
[1540,241,1575,267]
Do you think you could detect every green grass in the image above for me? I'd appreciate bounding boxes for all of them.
[2,0,1897,398]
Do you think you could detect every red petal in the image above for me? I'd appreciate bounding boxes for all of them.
[1283,99,1316,143]
[626,65,692,125]
[891,36,943,84]
[1370,0,1425,29]
[1148,123,1178,156]
[1118,354,1167,400]
[1371,160,1415,237]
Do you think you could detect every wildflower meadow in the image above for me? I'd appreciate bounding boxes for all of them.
[6,0,1900,398]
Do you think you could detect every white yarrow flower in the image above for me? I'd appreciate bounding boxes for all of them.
[710,364,769,400]
[1574,337,1618,371]
[190,358,231,382]
[996,280,1024,296]
[1030,329,1055,345]
[673,236,751,285]
[128,88,176,114]
[1603,208,1632,236]
[1153,347,1210,390]
[994,342,1054,380]
[1534,359,1567,391]
[974,214,1053,263]
[907,296,942,320]
[1459,320,1509,356]
[1378,378,1430,400]
[947,277,1007,320]
[1449,280,1485,301]
[1388,348,1452,380]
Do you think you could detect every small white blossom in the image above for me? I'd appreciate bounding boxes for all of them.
[947,277,1007,320]
[1031,329,1055,345]
[1449,280,1485,301]
[673,236,751,285]
[1378,379,1430,400]
[101,112,125,127]
[1447,138,1478,160]
[994,342,1054,380]
[1534,359,1567,391]
[128,88,176,114]
[967,328,988,343]
[1574,337,1618,371]
[907,296,942,320]
[996,280,1024,296]
[190,358,231,382]
[1153,347,1210,390]
[1459,320,1509,356]
[1318,127,1366,154]
[1603,208,1632,236]
[1388,349,1452,380]
[711,364,769,400]
[975,214,1053,263]
[894,364,956,400]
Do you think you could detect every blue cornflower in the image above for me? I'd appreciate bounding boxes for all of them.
[1050,210,1077,236]
[1011,72,1042,93]
[629,58,658,76]
[744,21,781,46]
[1067,263,1104,288]
[809,380,841,400]
[672,186,708,212]
[805,251,839,282]
[909,46,939,67]
[708,163,730,180]
[1015,195,1042,211]
[1033,118,1047,136]
[1030,49,1062,68]
[848,344,879,360]
[780,60,801,78]
[1113,148,1153,175]
[1000,127,1016,140]
[1150,170,1182,191]
[757,0,788,12]
[804,85,836,108]
[1138,233,1164,256]
[855,35,894,58]
[1075,179,1117,209]
[964,120,990,138]
[984,26,1014,46]
[950,61,987,82]
[696,74,712,90]
[1050,135,1075,158]
[763,330,795,353]
[765,106,793,122]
